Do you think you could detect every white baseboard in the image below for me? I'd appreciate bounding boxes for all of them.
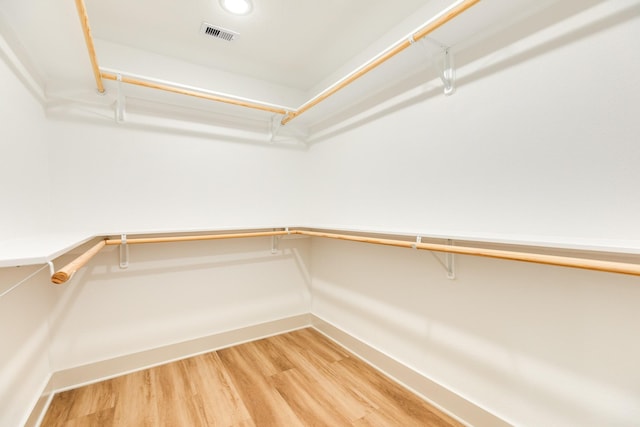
[26,314,312,426]
[27,313,507,427]
[311,315,511,427]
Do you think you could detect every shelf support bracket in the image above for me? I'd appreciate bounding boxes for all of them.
[429,239,456,279]
[271,234,280,254]
[119,234,129,269]
[270,114,284,142]
[439,49,455,96]
[115,73,126,123]
[445,239,456,279]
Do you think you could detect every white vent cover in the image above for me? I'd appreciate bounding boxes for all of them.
[200,22,239,42]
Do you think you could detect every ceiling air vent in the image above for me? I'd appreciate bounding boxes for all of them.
[200,22,239,42]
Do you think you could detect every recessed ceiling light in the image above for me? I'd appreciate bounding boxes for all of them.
[219,0,253,15]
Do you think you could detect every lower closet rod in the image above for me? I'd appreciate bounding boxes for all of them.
[51,239,107,284]
[296,230,640,277]
[51,230,289,284]
[50,229,640,284]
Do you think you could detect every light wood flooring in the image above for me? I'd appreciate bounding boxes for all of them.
[41,328,462,426]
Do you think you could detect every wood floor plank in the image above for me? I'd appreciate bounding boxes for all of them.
[353,407,420,427]
[271,368,353,427]
[184,352,253,426]
[250,334,297,373]
[217,343,306,426]
[111,369,158,426]
[40,378,117,426]
[330,356,461,427]
[269,334,377,421]
[153,359,234,426]
[42,328,463,427]
[286,328,352,362]
[58,407,115,427]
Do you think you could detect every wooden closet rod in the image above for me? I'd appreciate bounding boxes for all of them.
[104,230,290,246]
[76,0,479,124]
[51,228,640,284]
[75,0,105,93]
[295,230,640,277]
[51,239,106,284]
[50,230,289,284]
[100,72,288,115]
[280,0,481,125]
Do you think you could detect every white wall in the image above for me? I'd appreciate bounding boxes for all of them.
[308,3,640,427]
[0,266,57,427]
[0,51,50,239]
[48,236,311,371]
[2,26,312,425]
[47,117,308,234]
[306,2,640,244]
[311,239,640,427]
[2,2,640,427]
[40,75,313,407]
[0,56,56,427]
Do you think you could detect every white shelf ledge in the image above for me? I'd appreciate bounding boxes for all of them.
[1,226,638,270]
[0,225,287,269]
[0,233,96,268]
[302,224,640,255]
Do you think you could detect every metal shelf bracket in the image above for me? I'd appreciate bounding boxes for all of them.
[429,239,456,279]
[270,114,284,142]
[119,234,129,269]
[439,49,455,96]
[271,234,280,254]
[115,73,126,123]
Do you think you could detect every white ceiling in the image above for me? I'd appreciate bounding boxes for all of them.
[85,0,429,91]
[0,0,605,137]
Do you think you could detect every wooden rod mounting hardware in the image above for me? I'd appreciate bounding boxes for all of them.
[51,228,640,284]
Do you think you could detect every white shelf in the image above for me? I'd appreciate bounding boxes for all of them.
[303,224,640,255]
[0,233,95,268]
[1,226,638,269]
[0,225,287,268]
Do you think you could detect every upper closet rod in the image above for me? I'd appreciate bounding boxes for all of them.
[75,0,479,125]
[280,0,481,125]
[298,230,640,277]
[51,239,106,284]
[100,72,289,115]
[51,230,290,284]
[50,228,640,284]
[75,0,104,93]
[105,230,290,246]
